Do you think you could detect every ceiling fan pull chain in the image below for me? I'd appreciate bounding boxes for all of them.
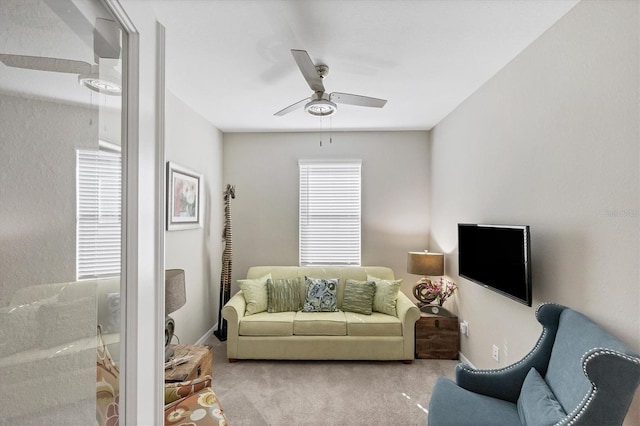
[330,116,333,144]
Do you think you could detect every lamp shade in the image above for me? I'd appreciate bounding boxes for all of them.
[407,251,444,276]
[165,269,186,314]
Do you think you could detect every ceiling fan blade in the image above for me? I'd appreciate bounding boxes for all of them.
[330,92,387,108]
[274,97,311,116]
[0,54,92,75]
[291,49,325,93]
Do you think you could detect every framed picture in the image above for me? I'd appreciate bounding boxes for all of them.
[166,161,203,231]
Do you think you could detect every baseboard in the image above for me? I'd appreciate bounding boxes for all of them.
[458,351,475,368]
[196,323,217,345]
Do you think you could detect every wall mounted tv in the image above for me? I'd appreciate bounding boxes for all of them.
[458,224,532,306]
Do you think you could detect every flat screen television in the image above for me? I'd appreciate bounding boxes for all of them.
[458,223,532,306]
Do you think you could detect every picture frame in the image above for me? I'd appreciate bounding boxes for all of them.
[166,161,203,231]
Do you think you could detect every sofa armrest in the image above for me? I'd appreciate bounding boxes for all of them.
[455,303,566,402]
[221,291,246,360]
[396,291,421,360]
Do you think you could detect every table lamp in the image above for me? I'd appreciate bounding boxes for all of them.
[407,251,456,316]
[165,269,186,362]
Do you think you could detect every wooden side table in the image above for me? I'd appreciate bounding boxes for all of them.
[415,312,460,359]
[165,344,213,382]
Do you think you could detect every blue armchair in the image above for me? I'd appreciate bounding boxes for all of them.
[428,303,640,425]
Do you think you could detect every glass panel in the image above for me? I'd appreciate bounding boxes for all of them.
[0,1,124,424]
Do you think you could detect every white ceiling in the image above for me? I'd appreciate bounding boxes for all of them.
[0,0,579,133]
[151,0,579,133]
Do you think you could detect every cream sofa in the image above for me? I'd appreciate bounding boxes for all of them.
[222,266,420,363]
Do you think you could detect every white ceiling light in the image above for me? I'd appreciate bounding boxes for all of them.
[304,98,337,117]
[78,72,121,95]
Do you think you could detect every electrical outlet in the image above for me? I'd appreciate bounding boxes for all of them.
[492,344,500,362]
[460,320,469,337]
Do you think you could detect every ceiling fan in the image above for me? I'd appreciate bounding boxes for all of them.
[274,49,387,117]
[0,17,122,96]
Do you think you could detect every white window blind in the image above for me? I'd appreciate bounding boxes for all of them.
[76,145,122,279]
[299,160,361,266]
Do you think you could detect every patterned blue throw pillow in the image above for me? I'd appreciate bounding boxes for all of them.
[303,277,339,312]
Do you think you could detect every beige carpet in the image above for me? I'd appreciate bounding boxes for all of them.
[207,337,457,425]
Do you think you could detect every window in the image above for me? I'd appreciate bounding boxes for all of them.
[76,143,122,279]
[299,160,361,266]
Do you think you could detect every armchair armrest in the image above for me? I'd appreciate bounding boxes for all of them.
[567,349,640,425]
[456,303,566,402]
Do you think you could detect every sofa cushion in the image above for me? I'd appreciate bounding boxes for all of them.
[342,279,376,315]
[293,311,346,336]
[368,275,402,316]
[267,278,302,313]
[517,367,566,426]
[238,273,272,315]
[238,312,295,336]
[345,312,402,336]
[302,277,339,312]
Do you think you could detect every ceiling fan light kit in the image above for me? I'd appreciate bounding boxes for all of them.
[78,72,121,95]
[305,96,337,117]
[275,49,387,118]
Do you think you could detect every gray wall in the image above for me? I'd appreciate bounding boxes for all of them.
[0,94,96,303]
[429,0,639,422]
[223,131,431,297]
[165,90,224,345]
[0,93,112,424]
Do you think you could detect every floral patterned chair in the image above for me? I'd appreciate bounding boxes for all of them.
[164,375,228,426]
[96,325,119,426]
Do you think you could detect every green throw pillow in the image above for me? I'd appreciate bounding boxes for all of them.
[303,277,339,312]
[342,279,376,315]
[368,275,402,316]
[267,278,303,313]
[238,273,272,316]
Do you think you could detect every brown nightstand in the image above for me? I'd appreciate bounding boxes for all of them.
[165,344,213,382]
[415,311,460,359]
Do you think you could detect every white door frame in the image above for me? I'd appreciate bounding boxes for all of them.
[100,1,146,424]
